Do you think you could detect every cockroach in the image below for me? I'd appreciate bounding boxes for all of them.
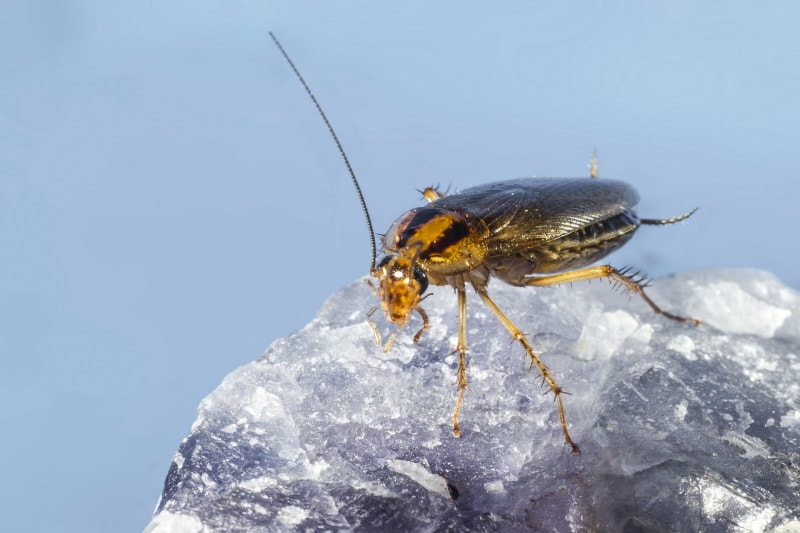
[270,33,699,453]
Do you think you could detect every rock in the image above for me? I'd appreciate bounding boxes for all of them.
[145,270,800,532]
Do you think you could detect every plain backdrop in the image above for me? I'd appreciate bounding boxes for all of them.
[1,2,798,531]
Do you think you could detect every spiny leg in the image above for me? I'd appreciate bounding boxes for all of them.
[524,265,701,326]
[451,285,469,437]
[474,286,581,454]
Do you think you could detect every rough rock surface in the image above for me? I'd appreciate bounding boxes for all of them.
[146,270,800,532]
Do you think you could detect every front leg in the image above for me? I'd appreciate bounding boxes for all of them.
[451,284,469,437]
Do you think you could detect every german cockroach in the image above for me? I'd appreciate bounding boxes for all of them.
[270,33,700,454]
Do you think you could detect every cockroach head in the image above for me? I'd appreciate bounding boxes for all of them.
[372,252,428,325]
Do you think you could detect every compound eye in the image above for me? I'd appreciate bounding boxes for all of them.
[412,265,428,295]
[376,256,391,269]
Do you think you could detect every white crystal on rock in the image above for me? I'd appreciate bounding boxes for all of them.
[145,269,800,532]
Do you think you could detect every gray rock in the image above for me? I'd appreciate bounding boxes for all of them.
[146,270,800,532]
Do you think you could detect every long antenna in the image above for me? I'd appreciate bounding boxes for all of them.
[269,32,378,271]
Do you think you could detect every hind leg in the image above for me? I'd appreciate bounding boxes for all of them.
[524,265,701,326]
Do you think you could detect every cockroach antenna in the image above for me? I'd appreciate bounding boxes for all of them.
[269,32,378,271]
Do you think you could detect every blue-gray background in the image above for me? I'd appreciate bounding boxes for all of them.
[1,2,797,531]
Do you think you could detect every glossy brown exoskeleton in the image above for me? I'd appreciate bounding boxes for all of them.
[369,178,698,452]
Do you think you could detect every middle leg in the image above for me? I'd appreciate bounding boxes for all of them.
[474,285,581,454]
